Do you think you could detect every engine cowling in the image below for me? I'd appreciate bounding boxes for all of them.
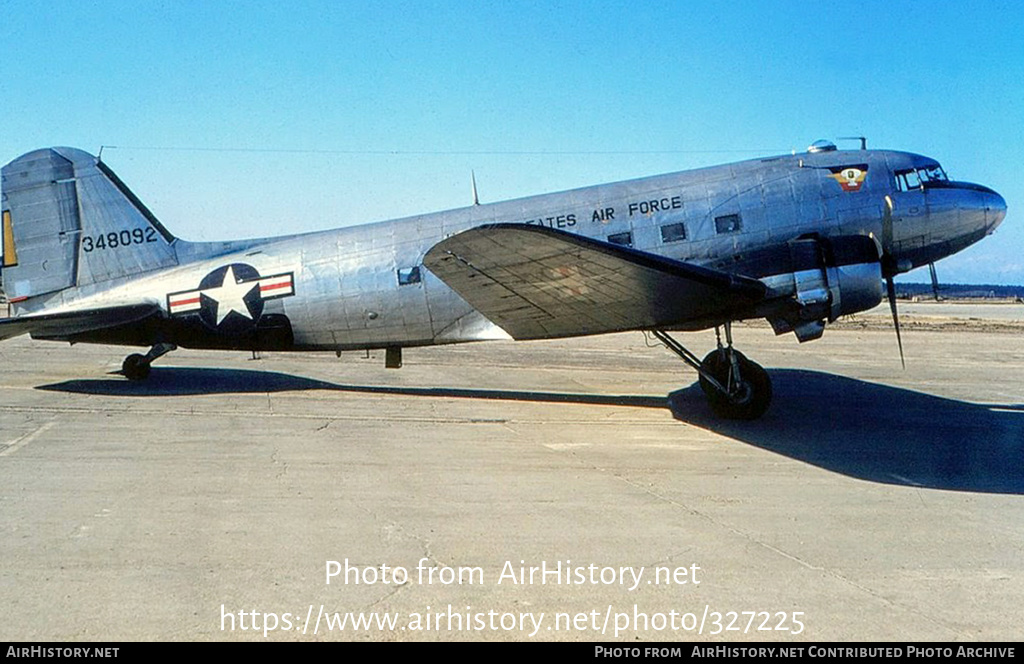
[763,235,884,342]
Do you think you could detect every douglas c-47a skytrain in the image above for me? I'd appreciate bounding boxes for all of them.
[0,141,1006,419]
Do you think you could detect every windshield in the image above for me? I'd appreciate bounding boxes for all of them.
[894,163,948,191]
[918,164,948,183]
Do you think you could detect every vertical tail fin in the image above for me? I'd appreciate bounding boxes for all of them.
[1,147,178,302]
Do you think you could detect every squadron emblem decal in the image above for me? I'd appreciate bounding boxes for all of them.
[167,263,294,332]
[828,165,869,192]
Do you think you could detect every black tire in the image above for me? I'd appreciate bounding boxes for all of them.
[122,354,151,381]
[698,350,772,420]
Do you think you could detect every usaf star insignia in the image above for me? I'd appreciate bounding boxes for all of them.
[167,263,294,331]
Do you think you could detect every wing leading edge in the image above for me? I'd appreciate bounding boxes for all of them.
[423,224,767,340]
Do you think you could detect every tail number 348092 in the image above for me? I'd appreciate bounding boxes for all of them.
[82,228,158,252]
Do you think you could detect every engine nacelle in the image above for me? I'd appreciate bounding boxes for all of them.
[762,235,883,342]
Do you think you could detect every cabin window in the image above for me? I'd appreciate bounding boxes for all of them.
[715,214,741,234]
[397,266,421,286]
[607,232,632,247]
[660,222,687,243]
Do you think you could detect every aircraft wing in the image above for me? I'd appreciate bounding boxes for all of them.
[423,224,767,340]
[0,303,161,342]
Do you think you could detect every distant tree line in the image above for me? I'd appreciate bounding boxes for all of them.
[896,283,1024,299]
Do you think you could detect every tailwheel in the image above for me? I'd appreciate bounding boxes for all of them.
[120,343,176,381]
[698,348,771,420]
[121,354,151,381]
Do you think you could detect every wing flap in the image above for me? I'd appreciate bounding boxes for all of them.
[0,303,161,341]
[423,224,766,340]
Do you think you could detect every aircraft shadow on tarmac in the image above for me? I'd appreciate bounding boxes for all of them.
[40,367,1024,495]
[669,370,1024,495]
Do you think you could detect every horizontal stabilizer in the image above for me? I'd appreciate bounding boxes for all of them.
[424,224,766,340]
[0,303,160,342]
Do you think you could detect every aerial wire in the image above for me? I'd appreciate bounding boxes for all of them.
[98,145,787,157]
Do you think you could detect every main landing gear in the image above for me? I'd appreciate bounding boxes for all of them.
[121,343,177,381]
[652,324,772,420]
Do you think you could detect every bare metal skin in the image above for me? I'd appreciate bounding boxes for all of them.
[0,143,1005,418]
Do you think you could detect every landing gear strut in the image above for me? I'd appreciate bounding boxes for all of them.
[121,343,177,381]
[652,324,772,420]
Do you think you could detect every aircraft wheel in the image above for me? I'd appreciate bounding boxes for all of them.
[122,354,151,381]
[699,350,772,420]
[698,349,735,397]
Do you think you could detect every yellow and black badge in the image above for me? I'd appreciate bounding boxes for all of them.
[828,165,869,192]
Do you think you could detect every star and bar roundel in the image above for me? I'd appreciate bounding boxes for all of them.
[167,263,294,332]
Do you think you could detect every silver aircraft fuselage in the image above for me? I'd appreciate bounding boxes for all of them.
[2,145,1006,353]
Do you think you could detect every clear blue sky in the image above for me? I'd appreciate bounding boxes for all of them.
[2,1,1022,283]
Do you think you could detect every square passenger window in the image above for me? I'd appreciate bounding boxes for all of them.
[660,222,686,243]
[607,232,632,247]
[714,214,741,234]
[397,266,421,286]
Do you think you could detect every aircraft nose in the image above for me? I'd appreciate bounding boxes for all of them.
[986,189,1007,233]
[955,183,1005,235]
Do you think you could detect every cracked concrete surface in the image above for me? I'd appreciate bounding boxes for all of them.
[1,303,1023,640]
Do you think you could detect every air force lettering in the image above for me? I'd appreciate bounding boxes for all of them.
[167,263,295,333]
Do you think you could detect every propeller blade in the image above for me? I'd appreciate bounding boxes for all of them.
[881,195,895,277]
[886,275,906,369]
[929,262,941,301]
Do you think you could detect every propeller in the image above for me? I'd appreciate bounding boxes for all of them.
[880,195,906,368]
[885,272,906,369]
[929,262,941,301]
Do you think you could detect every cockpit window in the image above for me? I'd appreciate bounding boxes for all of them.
[895,169,920,191]
[918,164,948,183]
[894,164,948,191]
